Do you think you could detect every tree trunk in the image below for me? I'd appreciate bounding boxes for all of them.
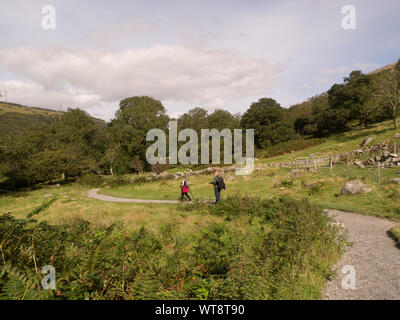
[394,116,398,130]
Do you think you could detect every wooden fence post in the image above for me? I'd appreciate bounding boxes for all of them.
[377,162,381,183]
[329,155,333,176]
[347,154,351,177]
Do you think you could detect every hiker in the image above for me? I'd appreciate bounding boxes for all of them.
[209,170,225,203]
[180,176,192,201]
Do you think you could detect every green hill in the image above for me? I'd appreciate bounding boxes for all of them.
[0,101,106,135]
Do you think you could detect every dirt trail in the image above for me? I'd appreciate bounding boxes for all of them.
[324,209,400,300]
[88,188,180,204]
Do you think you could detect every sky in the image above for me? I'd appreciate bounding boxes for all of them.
[0,0,399,121]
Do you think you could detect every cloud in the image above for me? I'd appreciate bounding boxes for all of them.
[0,46,285,119]
[321,62,380,76]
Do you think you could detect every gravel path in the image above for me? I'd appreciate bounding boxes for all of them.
[88,188,180,204]
[324,209,400,300]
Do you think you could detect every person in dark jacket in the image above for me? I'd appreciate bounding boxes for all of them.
[209,170,225,203]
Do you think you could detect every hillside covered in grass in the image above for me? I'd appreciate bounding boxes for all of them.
[0,101,106,136]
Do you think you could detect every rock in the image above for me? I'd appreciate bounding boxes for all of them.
[44,194,54,198]
[361,137,373,147]
[391,178,400,185]
[354,160,365,168]
[225,175,236,181]
[341,180,371,195]
[395,133,400,139]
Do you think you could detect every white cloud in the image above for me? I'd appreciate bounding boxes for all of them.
[321,62,380,76]
[0,46,285,119]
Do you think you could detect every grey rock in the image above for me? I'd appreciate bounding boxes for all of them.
[390,178,400,185]
[354,160,365,168]
[341,180,371,195]
[361,137,373,147]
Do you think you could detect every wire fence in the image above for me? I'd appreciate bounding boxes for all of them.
[291,143,400,184]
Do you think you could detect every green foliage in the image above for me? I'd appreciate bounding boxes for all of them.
[77,173,103,187]
[27,195,59,218]
[257,138,326,159]
[0,108,105,190]
[0,196,344,300]
[241,98,296,148]
[106,96,169,173]
[388,225,400,243]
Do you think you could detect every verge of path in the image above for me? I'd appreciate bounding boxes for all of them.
[88,188,180,204]
[324,209,400,300]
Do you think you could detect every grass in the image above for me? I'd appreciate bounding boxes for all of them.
[0,196,344,300]
[0,184,221,235]
[260,120,399,164]
[389,225,400,242]
[100,164,400,220]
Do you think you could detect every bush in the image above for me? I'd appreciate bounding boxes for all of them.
[257,138,326,159]
[77,173,103,187]
[0,196,345,300]
[388,225,400,242]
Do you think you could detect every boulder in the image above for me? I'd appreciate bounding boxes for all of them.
[361,137,373,147]
[341,180,371,195]
[354,160,365,168]
[391,178,400,185]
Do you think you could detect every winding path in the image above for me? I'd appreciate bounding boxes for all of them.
[324,209,400,300]
[87,189,400,299]
[88,188,180,204]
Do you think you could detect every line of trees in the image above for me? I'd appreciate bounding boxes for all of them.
[0,60,399,189]
[294,59,400,136]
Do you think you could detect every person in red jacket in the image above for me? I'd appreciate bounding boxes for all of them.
[180,176,192,201]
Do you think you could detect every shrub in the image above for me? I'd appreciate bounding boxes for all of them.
[0,196,345,300]
[257,138,326,159]
[77,173,103,187]
[388,225,400,242]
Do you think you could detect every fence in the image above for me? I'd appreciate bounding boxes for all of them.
[291,141,400,184]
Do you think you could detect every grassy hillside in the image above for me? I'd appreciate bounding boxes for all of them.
[0,101,106,135]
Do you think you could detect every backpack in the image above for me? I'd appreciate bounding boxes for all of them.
[216,176,226,190]
[182,179,189,193]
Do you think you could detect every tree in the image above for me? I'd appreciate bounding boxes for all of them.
[107,96,169,173]
[207,109,240,130]
[0,108,105,189]
[178,107,209,134]
[104,142,120,176]
[327,71,374,128]
[373,63,400,129]
[241,98,295,148]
